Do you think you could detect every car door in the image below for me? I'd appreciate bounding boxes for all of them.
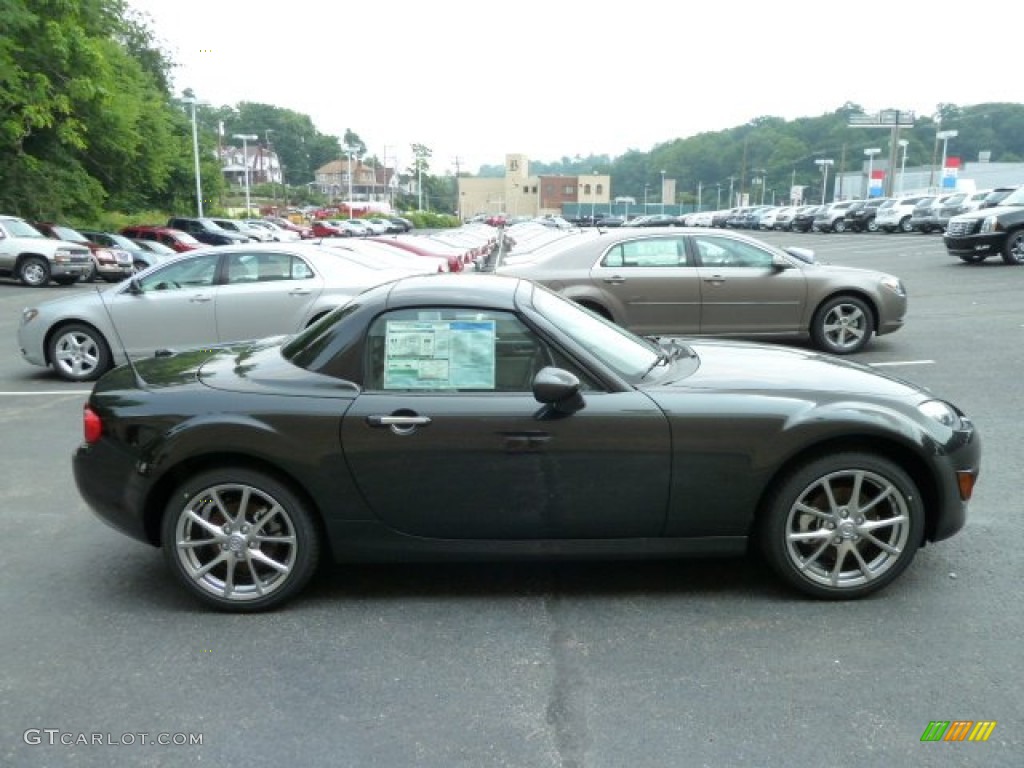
[215,251,324,342]
[690,234,806,335]
[341,306,671,540]
[586,235,701,336]
[108,252,221,357]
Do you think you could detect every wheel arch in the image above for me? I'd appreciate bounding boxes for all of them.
[43,318,111,367]
[142,451,328,548]
[810,289,880,333]
[751,435,942,545]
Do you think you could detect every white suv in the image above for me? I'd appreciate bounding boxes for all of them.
[876,196,930,233]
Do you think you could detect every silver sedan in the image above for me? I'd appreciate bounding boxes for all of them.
[18,243,419,382]
[495,228,906,354]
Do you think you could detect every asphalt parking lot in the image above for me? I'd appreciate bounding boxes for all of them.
[1,231,1021,767]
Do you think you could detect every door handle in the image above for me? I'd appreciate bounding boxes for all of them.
[703,275,725,285]
[366,414,432,435]
[288,287,312,295]
[602,275,626,284]
[189,294,213,303]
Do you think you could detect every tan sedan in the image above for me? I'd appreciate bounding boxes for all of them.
[495,228,906,354]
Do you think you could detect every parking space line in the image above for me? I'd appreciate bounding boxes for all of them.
[868,360,935,367]
[0,391,91,395]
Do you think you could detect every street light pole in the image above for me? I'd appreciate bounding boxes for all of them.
[343,146,356,214]
[232,134,257,215]
[183,93,203,217]
[660,170,666,214]
[897,140,909,196]
[815,158,834,204]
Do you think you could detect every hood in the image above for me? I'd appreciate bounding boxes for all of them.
[655,340,924,398]
[951,204,1024,222]
[197,339,358,398]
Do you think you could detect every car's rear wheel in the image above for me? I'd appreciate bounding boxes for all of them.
[19,256,50,287]
[82,260,99,282]
[1001,230,1024,265]
[899,216,913,233]
[833,219,847,233]
[810,295,874,354]
[866,219,879,232]
[48,323,112,381]
[162,468,321,612]
[761,452,923,599]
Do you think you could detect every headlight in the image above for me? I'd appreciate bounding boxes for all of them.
[979,216,1001,234]
[21,308,39,324]
[880,276,905,297]
[918,400,962,429]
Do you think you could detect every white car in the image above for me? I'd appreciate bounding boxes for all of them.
[246,219,300,242]
[875,195,931,233]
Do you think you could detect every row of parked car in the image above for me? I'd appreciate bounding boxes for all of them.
[0,214,422,287]
[679,186,1019,236]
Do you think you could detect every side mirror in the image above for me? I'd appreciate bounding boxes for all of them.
[532,367,585,415]
[126,277,143,294]
[783,247,815,264]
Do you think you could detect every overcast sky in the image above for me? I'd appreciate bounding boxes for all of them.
[128,0,1011,174]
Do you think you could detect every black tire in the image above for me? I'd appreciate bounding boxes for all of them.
[810,295,875,354]
[82,259,99,282]
[161,467,321,612]
[1001,230,1024,265]
[47,323,112,381]
[899,216,913,233]
[833,219,847,233]
[18,256,50,287]
[760,452,924,599]
[53,276,79,286]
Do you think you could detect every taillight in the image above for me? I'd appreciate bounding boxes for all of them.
[83,404,103,444]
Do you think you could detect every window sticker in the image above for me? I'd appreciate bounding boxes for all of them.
[383,320,496,389]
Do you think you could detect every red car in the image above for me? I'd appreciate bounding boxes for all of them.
[266,217,314,239]
[310,220,350,238]
[33,222,134,282]
[367,236,464,272]
[120,225,202,253]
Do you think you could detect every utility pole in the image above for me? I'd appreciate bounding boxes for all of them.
[838,143,847,199]
[728,176,736,207]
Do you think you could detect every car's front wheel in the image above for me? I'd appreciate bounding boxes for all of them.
[810,295,874,354]
[19,256,51,287]
[866,219,879,232]
[899,216,914,233]
[1001,230,1024,265]
[162,468,321,612]
[48,323,112,381]
[761,452,924,599]
[833,219,847,233]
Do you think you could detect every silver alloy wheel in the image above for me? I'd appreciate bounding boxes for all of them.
[1002,231,1024,265]
[53,328,102,379]
[783,468,911,589]
[173,483,298,602]
[817,299,870,353]
[20,258,49,286]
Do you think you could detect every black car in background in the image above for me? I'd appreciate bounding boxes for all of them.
[844,198,888,232]
[790,205,822,232]
[167,217,252,246]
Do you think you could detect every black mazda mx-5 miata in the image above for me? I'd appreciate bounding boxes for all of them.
[73,274,981,611]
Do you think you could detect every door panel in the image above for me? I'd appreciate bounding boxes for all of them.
[215,252,322,342]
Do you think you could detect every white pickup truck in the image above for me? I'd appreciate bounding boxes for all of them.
[0,215,93,286]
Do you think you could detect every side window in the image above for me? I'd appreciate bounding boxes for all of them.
[693,236,774,268]
[363,308,592,393]
[137,253,219,292]
[226,252,313,284]
[601,238,687,267]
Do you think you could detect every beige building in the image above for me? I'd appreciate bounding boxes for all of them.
[458,153,610,219]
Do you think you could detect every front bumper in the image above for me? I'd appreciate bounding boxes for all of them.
[943,233,1002,256]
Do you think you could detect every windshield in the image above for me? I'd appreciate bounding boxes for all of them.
[2,218,45,238]
[530,284,659,379]
[52,226,88,243]
[997,188,1024,206]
